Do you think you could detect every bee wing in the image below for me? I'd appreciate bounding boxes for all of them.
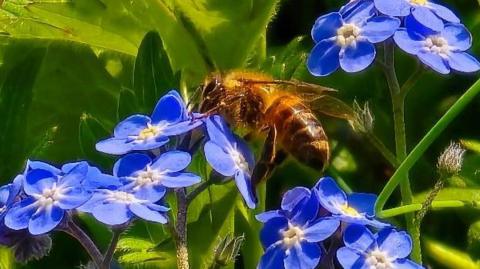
[309,95,355,121]
[240,79,337,94]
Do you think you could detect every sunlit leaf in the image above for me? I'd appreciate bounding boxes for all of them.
[424,238,479,269]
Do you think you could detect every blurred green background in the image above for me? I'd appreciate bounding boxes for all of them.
[0,0,479,268]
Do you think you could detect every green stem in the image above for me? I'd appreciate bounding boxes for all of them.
[186,180,213,204]
[175,188,190,269]
[400,64,425,99]
[61,220,103,268]
[365,132,399,168]
[101,228,124,269]
[382,42,419,261]
[379,200,466,218]
[375,77,480,211]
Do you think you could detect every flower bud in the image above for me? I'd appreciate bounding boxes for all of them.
[437,141,465,177]
[212,234,244,267]
[349,101,374,134]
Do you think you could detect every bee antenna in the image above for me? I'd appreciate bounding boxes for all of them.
[187,85,203,110]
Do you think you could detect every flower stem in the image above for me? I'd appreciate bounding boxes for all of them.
[186,180,213,204]
[101,228,124,269]
[378,200,466,218]
[61,220,103,268]
[175,188,190,269]
[382,41,420,262]
[365,132,399,168]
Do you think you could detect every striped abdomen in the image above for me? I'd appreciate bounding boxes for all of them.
[266,96,330,171]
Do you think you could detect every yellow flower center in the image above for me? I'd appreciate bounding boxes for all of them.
[138,124,161,141]
[410,0,427,5]
[336,23,361,47]
[341,204,361,217]
[282,224,305,248]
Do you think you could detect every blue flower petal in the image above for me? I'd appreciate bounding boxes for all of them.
[59,162,88,187]
[315,177,347,215]
[258,244,285,269]
[429,2,460,23]
[133,185,166,202]
[340,40,376,73]
[162,120,203,136]
[4,198,37,230]
[28,206,64,235]
[394,29,425,54]
[448,52,480,73]
[303,218,339,242]
[392,259,424,269]
[342,0,375,24]
[337,247,365,269]
[260,217,287,248]
[290,190,319,225]
[307,39,341,76]
[130,136,170,151]
[442,24,472,51]
[27,160,61,175]
[374,0,411,16]
[113,153,152,177]
[234,170,257,209]
[235,136,256,169]
[377,228,412,259]
[343,224,376,252]
[114,115,151,138]
[361,16,400,43]
[24,169,56,196]
[204,141,236,176]
[151,90,185,124]
[129,203,168,223]
[151,151,192,172]
[160,172,201,188]
[405,15,437,37]
[284,242,321,269]
[0,185,11,205]
[256,210,283,223]
[76,192,107,213]
[92,202,132,225]
[417,51,450,74]
[311,13,343,43]
[56,187,91,210]
[412,6,443,31]
[347,193,377,217]
[206,115,235,147]
[95,138,135,155]
[338,215,390,228]
[281,187,310,212]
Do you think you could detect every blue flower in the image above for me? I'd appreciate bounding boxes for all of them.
[4,163,91,235]
[337,224,423,269]
[308,1,400,76]
[204,115,257,209]
[112,152,201,201]
[315,177,388,228]
[0,178,21,221]
[374,0,459,31]
[96,90,203,155]
[79,186,169,226]
[394,18,480,74]
[61,161,121,190]
[258,188,339,269]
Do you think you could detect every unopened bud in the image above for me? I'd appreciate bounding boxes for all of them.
[212,234,244,267]
[349,101,374,134]
[437,142,465,177]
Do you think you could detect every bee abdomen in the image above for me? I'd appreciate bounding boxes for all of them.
[275,103,330,171]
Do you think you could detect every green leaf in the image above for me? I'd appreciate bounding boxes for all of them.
[264,36,308,79]
[78,113,113,168]
[133,31,179,111]
[117,88,139,121]
[0,44,45,179]
[424,238,479,269]
[0,247,14,269]
[117,237,176,269]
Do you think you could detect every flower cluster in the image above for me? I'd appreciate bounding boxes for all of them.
[0,90,257,245]
[256,177,423,269]
[308,0,480,75]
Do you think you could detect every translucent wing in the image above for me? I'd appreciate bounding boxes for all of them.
[309,95,355,121]
[239,78,337,94]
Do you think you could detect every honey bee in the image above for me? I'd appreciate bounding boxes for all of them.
[198,70,353,187]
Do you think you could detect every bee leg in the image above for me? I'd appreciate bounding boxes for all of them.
[251,127,278,189]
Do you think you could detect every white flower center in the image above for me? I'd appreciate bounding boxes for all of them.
[336,23,361,47]
[282,223,305,249]
[105,190,140,204]
[131,166,164,189]
[424,36,451,57]
[365,248,394,269]
[135,122,167,141]
[34,183,64,209]
[410,0,428,6]
[228,147,250,172]
[0,205,6,214]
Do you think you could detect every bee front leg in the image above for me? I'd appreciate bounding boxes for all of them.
[251,127,280,188]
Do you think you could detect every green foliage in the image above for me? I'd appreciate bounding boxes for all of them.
[0,247,14,269]
[424,238,480,269]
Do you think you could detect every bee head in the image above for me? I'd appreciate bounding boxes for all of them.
[200,73,223,113]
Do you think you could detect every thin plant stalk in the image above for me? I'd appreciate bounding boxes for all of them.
[60,220,103,268]
[175,188,190,269]
[102,228,124,269]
